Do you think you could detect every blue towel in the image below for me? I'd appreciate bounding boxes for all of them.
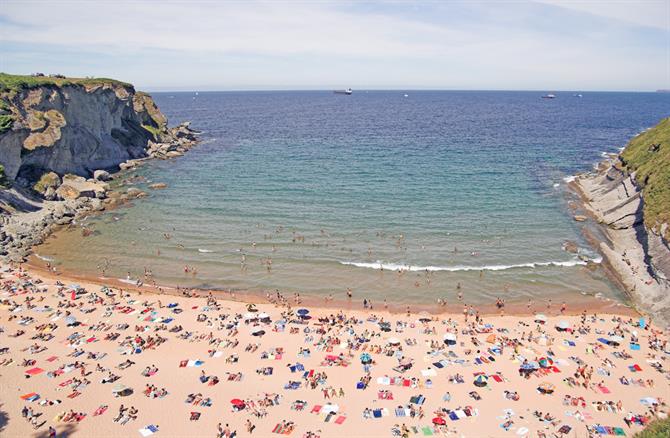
[373,409,382,418]
[630,343,640,351]
[433,362,444,369]
[449,412,458,421]
[356,381,365,389]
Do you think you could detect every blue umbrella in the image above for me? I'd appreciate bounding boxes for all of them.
[360,353,371,363]
[296,309,310,315]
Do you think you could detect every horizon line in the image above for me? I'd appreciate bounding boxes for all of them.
[142,87,668,94]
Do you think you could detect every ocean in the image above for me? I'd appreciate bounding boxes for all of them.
[36,90,670,307]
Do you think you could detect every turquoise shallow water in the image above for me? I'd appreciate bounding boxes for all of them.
[37,90,669,305]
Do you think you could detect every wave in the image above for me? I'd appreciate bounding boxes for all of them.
[35,254,55,262]
[198,249,214,253]
[562,175,576,183]
[340,258,599,273]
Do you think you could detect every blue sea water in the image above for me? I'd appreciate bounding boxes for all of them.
[39,90,669,306]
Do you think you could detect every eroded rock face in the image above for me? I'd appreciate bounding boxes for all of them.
[0,82,170,182]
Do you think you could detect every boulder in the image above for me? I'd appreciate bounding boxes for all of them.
[573,215,588,222]
[149,182,167,190]
[33,172,61,195]
[563,241,579,254]
[93,170,112,181]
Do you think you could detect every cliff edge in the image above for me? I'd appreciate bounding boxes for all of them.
[574,117,670,325]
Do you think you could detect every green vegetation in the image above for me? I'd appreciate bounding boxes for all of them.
[142,123,162,140]
[621,116,670,240]
[0,114,13,134]
[634,417,670,438]
[0,72,132,93]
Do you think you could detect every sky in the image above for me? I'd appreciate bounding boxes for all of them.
[1,0,669,91]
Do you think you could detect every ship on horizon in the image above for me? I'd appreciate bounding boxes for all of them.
[334,88,353,95]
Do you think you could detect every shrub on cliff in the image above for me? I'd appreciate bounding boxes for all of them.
[621,117,670,240]
[634,417,670,438]
[0,164,8,188]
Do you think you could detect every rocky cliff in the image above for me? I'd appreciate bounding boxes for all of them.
[0,73,174,184]
[0,73,198,261]
[574,117,670,325]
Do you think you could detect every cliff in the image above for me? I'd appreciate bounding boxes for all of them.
[0,73,173,184]
[0,73,198,261]
[574,117,670,325]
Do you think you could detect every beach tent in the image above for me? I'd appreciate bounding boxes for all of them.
[387,337,401,346]
[243,312,258,321]
[258,313,271,322]
[296,308,310,315]
[608,335,624,346]
[534,314,547,324]
[322,403,339,414]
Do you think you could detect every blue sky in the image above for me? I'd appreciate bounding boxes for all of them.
[1,0,668,91]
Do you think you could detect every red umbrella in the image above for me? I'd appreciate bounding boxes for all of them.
[71,290,76,301]
[432,417,446,425]
[230,399,244,405]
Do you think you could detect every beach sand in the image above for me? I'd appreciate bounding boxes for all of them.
[1,262,668,438]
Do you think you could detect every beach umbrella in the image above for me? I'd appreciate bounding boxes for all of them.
[251,328,265,336]
[360,353,372,364]
[556,321,571,330]
[443,333,457,346]
[432,417,446,426]
[418,317,432,323]
[64,316,77,326]
[534,314,547,323]
[473,375,489,387]
[258,313,270,321]
[296,308,310,316]
[322,404,339,414]
[538,357,554,368]
[609,335,624,345]
[230,398,244,406]
[387,337,401,345]
[486,334,497,344]
[243,312,257,320]
[519,362,535,371]
[537,382,555,394]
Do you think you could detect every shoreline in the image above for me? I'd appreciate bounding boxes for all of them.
[23,253,640,320]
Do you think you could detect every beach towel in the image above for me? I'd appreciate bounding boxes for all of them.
[335,415,346,424]
[614,427,626,436]
[373,409,382,418]
[46,356,58,362]
[491,374,503,383]
[138,424,159,437]
[311,405,322,414]
[395,408,405,417]
[422,426,434,436]
[598,385,611,394]
[630,343,640,351]
[20,392,39,401]
[25,367,44,376]
[449,412,459,421]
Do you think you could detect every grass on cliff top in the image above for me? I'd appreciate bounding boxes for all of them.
[621,116,670,239]
[634,417,670,438]
[0,72,133,93]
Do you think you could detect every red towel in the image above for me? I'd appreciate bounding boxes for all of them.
[25,367,44,376]
[335,416,346,424]
[46,356,58,362]
[633,364,642,372]
[491,374,503,383]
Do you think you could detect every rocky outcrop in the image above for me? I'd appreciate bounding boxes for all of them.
[0,75,198,185]
[0,74,200,262]
[574,157,670,326]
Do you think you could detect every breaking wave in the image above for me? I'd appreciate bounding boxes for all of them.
[340,258,600,272]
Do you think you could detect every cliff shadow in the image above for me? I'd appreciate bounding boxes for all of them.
[33,422,78,438]
[632,197,656,280]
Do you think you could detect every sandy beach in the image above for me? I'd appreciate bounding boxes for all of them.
[1,262,668,438]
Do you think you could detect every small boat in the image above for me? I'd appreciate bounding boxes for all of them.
[574,93,583,98]
[334,88,353,95]
[541,93,556,99]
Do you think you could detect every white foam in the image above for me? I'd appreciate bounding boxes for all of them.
[35,254,54,262]
[340,258,595,273]
[562,175,576,183]
[198,249,214,253]
[118,278,138,285]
